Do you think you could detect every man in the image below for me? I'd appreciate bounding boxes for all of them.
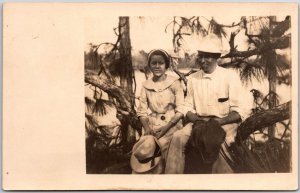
[165,33,245,174]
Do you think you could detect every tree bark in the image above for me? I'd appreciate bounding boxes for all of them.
[267,51,277,137]
[266,17,277,137]
[118,17,136,151]
[85,72,132,110]
[270,16,290,37]
[221,35,290,59]
[237,101,291,142]
[85,72,142,134]
[119,17,135,107]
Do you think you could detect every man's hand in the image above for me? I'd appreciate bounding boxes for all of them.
[212,111,241,126]
[186,111,201,123]
[212,117,223,125]
[186,111,211,123]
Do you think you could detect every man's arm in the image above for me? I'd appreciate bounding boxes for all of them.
[227,69,247,122]
[213,111,241,126]
[186,111,212,123]
[183,78,197,120]
[186,111,201,123]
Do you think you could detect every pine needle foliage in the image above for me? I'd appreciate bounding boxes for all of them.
[223,137,291,173]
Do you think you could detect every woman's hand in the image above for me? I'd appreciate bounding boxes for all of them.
[139,116,154,136]
[155,125,170,139]
[144,128,154,136]
[156,112,183,139]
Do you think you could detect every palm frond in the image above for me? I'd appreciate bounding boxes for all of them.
[259,26,271,40]
[85,95,114,116]
[277,70,291,85]
[224,129,291,173]
[223,140,265,173]
[93,99,107,116]
[276,55,290,70]
[238,62,265,85]
[259,50,277,81]
[274,59,291,85]
[97,126,115,148]
[85,113,98,136]
[191,17,207,36]
[85,97,94,112]
[180,17,191,27]
[260,91,280,108]
[208,18,227,38]
[92,99,114,116]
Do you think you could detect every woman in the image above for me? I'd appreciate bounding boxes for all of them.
[135,49,184,173]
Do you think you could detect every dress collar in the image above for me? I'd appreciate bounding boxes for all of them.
[143,75,178,92]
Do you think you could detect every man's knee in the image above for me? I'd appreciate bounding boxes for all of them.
[172,130,189,147]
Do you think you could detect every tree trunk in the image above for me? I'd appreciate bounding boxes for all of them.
[118,17,136,151]
[119,17,135,107]
[268,70,277,137]
[237,101,291,142]
[267,16,277,137]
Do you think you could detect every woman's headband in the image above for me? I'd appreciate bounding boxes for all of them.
[147,49,170,60]
[147,49,171,68]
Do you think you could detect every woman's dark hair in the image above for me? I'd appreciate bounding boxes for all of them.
[147,49,170,69]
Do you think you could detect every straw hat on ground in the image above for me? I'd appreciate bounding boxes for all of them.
[130,135,163,174]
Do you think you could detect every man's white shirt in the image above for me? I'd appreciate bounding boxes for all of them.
[184,66,246,120]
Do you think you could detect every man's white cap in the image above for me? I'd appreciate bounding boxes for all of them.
[198,33,225,54]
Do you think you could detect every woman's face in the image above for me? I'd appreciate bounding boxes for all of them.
[149,55,167,78]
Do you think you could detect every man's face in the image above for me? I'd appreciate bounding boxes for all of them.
[197,55,218,74]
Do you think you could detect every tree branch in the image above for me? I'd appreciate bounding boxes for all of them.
[221,35,290,59]
[85,72,141,108]
[270,16,291,37]
[85,72,142,134]
[237,101,291,142]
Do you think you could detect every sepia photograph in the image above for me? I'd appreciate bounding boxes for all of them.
[85,15,292,174]
[3,2,298,190]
